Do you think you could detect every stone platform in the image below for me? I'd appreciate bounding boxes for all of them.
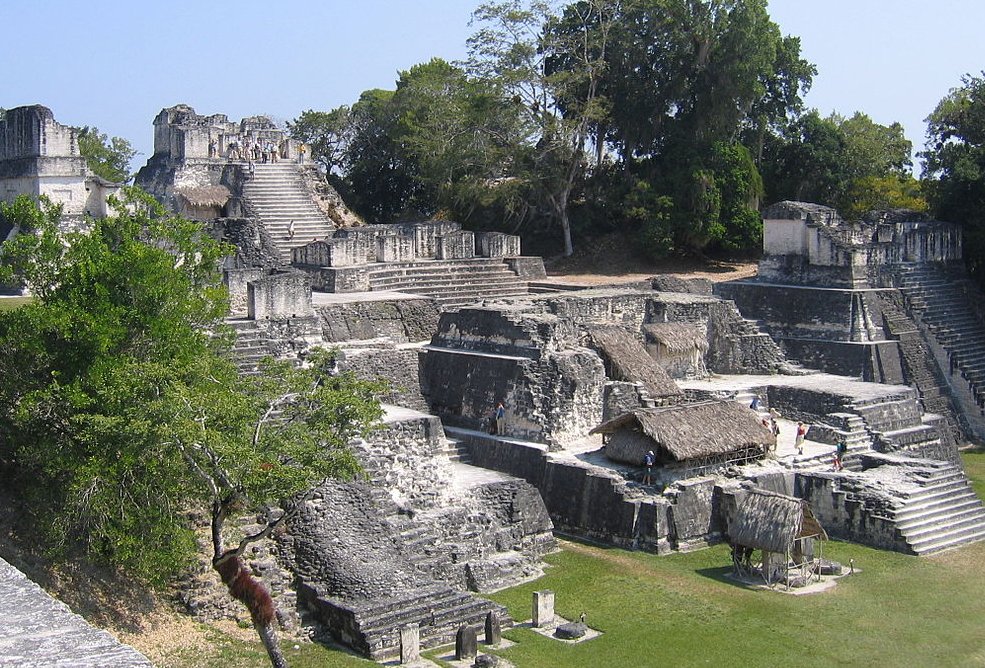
[0,557,151,667]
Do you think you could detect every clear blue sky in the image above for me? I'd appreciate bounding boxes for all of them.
[2,0,982,171]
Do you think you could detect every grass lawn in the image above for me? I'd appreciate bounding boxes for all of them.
[0,296,30,311]
[147,451,985,667]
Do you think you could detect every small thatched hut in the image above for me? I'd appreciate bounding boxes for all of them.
[591,401,773,474]
[728,488,828,586]
[585,325,683,403]
[174,185,231,221]
[643,322,709,379]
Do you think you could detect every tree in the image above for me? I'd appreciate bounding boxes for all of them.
[761,110,924,219]
[0,192,383,668]
[287,107,352,174]
[923,73,985,288]
[75,126,137,183]
[568,0,811,256]
[469,0,617,256]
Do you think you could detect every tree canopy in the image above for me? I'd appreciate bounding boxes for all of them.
[75,126,137,183]
[290,0,937,262]
[0,192,383,667]
[923,73,985,287]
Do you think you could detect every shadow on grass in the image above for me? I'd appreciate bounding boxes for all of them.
[554,532,621,551]
[695,565,747,587]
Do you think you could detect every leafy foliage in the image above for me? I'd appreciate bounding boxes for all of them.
[761,110,925,219]
[0,192,383,585]
[294,0,816,259]
[75,126,137,183]
[923,73,985,287]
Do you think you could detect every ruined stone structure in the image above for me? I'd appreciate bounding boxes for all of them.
[135,104,359,265]
[0,105,122,239]
[717,200,982,443]
[292,222,544,306]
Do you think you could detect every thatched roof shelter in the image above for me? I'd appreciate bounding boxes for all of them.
[586,325,682,398]
[174,185,231,208]
[592,400,773,465]
[729,488,827,554]
[643,322,709,354]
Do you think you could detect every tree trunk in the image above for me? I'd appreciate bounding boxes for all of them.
[215,552,288,668]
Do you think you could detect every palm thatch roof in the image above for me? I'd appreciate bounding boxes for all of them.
[592,400,774,463]
[729,488,828,554]
[643,322,709,354]
[586,325,682,398]
[174,185,231,208]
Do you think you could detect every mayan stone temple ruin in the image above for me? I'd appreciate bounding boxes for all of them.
[4,104,985,662]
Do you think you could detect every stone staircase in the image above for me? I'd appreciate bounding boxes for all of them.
[241,162,335,263]
[897,264,985,415]
[849,389,944,457]
[224,318,270,375]
[367,258,530,306]
[878,462,985,555]
[443,437,473,464]
[879,295,962,443]
[301,581,509,661]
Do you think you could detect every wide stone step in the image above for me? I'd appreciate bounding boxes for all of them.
[898,479,975,506]
[895,501,985,534]
[373,275,522,291]
[875,423,940,447]
[907,518,985,554]
[370,268,519,284]
[891,491,981,524]
[356,589,491,634]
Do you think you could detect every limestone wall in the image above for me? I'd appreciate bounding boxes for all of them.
[248,271,314,320]
[336,347,429,412]
[795,473,908,552]
[317,298,439,344]
[0,105,77,160]
[436,231,475,260]
[477,231,521,258]
[462,434,723,553]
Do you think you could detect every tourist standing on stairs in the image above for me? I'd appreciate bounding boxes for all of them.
[288,220,295,240]
[796,422,807,455]
[298,143,307,164]
[495,402,506,435]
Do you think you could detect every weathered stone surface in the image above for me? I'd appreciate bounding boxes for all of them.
[400,624,420,664]
[484,611,502,645]
[532,590,555,628]
[475,654,514,667]
[317,298,440,344]
[456,625,478,659]
[0,557,152,666]
[248,270,314,320]
[0,105,122,222]
[554,622,588,639]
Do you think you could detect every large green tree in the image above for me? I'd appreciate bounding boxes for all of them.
[585,0,810,256]
[762,110,926,219]
[0,192,383,668]
[469,0,617,256]
[923,73,985,287]
[75,126,136,183]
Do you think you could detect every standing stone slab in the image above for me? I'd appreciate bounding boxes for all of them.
[456,625,478,660]
[485,610,502,645]
[400,623,420,664]
[532,589,555,628]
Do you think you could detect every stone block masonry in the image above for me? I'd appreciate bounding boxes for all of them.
[317,298,440,343]
[0,557,152,666]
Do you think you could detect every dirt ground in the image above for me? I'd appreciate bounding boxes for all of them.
[541,232,758,286]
